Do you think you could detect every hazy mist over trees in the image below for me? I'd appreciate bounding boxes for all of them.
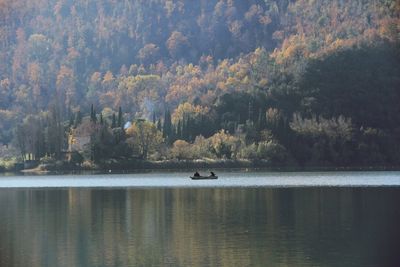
[0,0,399,169]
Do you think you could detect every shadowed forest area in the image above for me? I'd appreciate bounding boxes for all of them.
[0,0,399,171]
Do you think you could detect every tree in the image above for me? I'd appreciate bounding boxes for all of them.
[163,109,172,140]
[47,106,65,159]
[298,45,400,130]
[70,151,84,166]
[56,66,76,111]
[138,43,160,65]
[126,120,163,159]
[14,124,27,161]
[0,78,11,109]
[209,130,239,159]
[90,104,97,123]
[117,107,123,128]
[166,31,189,59]
[111,113,117,128]
[257,140,289,164]
[27,34,51,62]
[170,140,193,160]
[74,110,82,128]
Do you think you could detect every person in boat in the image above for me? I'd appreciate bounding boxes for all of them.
[210,171,216,177]
[194,171,200,177]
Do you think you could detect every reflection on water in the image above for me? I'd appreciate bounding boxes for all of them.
[0,187,399,267]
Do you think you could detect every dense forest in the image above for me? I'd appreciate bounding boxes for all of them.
[0,0,399,170]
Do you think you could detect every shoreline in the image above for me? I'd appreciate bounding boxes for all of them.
[4,159,400,175]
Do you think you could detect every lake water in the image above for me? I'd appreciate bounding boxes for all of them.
[0,171,399,267]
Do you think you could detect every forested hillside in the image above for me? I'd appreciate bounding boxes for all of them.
[0,0,399,169]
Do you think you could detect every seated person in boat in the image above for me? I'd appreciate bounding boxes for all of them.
[194,171,200,177]
[210,171,216,177]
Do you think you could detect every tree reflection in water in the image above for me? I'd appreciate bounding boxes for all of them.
[0,187,399,267]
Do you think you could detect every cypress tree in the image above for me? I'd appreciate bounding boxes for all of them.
[177,120,182,139]
[67,105,73,121]
[163,109,172,138]
[189,116,195,141]
[111,113,117,128]
[90,106,93,121]
[157,118,162,131]
[93,108,97,123]
[184,115,192,141]
[182,117,187,140]
[248,100,253,122]
[90,104,98,123]
[74,110,82,128]
[257,109,266,130]
[118,107,123,127]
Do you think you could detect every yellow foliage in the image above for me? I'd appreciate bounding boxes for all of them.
[102,71,114,84]
[209,130,238,145]
[170,140,192,159]
[226,77,239,86]
[259,15,271,25]
[216,81,227,91]
[67,47,80,61]
[90,72,102,85]
[0,78,10,90]
[126,120,164,159]
[258,78,268,87]
[171,102,209,124]
[379,18,400,42]
[241,76,250,85]
[209,130,240,159]
[56,65,74,89]
[27,62,41,84]
[183,64,201,76]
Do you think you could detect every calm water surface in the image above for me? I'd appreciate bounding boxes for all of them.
[1,171,400,187]
[0,172,399,267]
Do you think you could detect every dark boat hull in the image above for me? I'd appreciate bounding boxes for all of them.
[190,176,218,180]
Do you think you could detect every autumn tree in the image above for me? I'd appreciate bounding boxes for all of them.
[56,65,76,113]
[126,120,163,159]
[138,43,160,65]
[166,31,189,59]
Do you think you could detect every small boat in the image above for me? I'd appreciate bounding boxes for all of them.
[190,175,218,180]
